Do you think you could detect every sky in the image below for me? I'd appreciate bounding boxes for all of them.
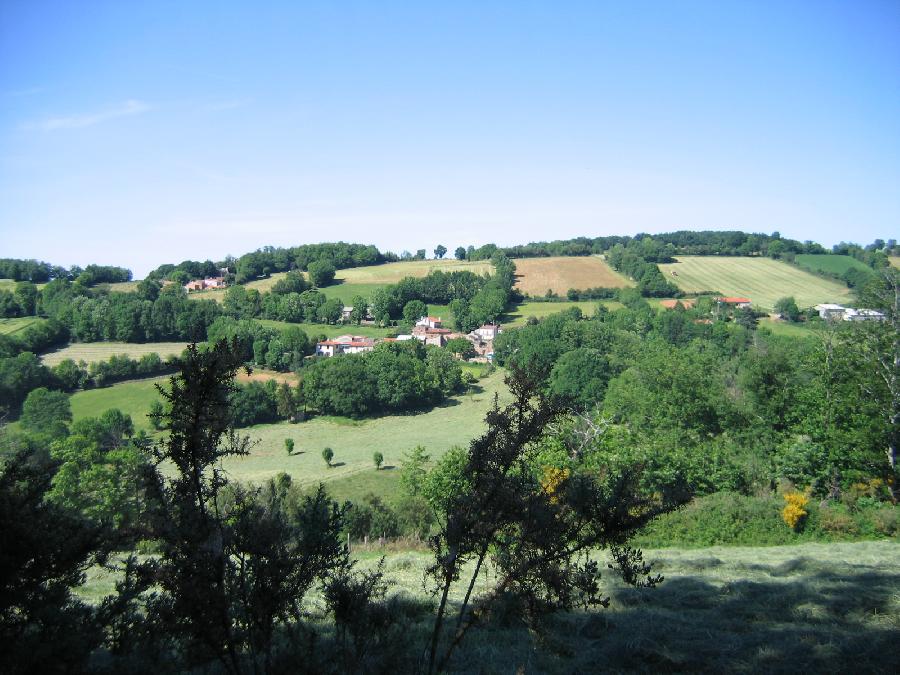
[1,0,898,277]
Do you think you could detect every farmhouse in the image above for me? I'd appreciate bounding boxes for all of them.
[315,335,376,357]
[716,297,752,309]
[816,303,847,320]
[815,304,886,322]
[183,276,227,292]
[472,324,502,340]
[416,316,443,329]
[412,325,453,347]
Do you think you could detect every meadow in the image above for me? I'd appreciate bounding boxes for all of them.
[69,376,167,432]
[512,255,633,295]
[501,300,622,327]
[41,341,190,366]
[794,253,872,277]
[658,256,851,311]
[257,319,396,339]
[77,541,900,672]
[0,316,47,335]
[890,256,900,269]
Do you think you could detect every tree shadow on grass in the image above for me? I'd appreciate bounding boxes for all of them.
[435,561,900,674]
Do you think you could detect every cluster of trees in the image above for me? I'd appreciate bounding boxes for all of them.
[605,243,680,297]
[206,316,314,372]
[0,281,42,318]
[0,319,68,359]
[2,340,669,673]
[302,341,463,417]
[368,269,489,325]
[233,242,384,283]
[447,252,518,331]
[494,268,900,500]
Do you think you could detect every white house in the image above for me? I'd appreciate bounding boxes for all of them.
[816,303,847,320]
[472,324,502,341]
[416,316,443,329]
[843,308,886,322]
[315,335,376,357]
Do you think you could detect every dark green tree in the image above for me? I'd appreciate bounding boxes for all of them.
[433,245,447,259]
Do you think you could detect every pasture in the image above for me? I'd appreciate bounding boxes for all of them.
[41,341,189,366]
[257,319,395,339]
[502,300,621,327]
[512,256,633,295]
[78,541,900,672]
[890,256,900,269]
[794,254,872,277]
[0,316,47,335]
[69,376,168,432]
[217,370,512,490]
[658,256,851,310]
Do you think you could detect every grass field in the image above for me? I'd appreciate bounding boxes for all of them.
[77,540,900,672]
[658,256,852,311]
[0,316,47,335]
[890,257,900,269]
[257,319,396,339]
[501,300,622,327]
[758,317,818,339]
[104,280,141,292]
[41,341,189,366]
[69,376,167,431]
[795,254,872,277]
[512,256,633,295]
[218,370,512,490]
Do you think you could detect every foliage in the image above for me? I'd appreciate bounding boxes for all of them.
[373,451,383,470]
[781,490,810,530]
[20,387,71,435]
[322,446,334,467]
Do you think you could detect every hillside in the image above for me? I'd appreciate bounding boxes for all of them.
[658,256,852,310]
[795,254,872,277]
[512,256,633,295]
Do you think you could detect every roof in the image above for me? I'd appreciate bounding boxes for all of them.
[717,297,751,304]
[816,303,846,310]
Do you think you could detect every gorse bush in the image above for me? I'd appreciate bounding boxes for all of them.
[782,490,811,530]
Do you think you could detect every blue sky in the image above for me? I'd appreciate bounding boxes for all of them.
[1,1,898,277]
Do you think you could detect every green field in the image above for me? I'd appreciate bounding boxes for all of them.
[501,300,622,327]
[890,257,900,269]
[78,540,899,672]
[257,319,396,339]
[218,370,512,490]
[0,316,47,335]
[795,254,872,277]
[659,256,851,311]
[758,317,818,339]
[69,376,168,432]
[41,341,190,366]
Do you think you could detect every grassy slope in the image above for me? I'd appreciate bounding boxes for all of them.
[501,300,622,327]
[658,256,851,311]
[795,254,871,276]
[78,541,900,672]
[257,319,395,339]
[69,376,168,432]
[218,370,512,489]
[0,316,47,335]
[512,255,634,295]
[41,341,190,366]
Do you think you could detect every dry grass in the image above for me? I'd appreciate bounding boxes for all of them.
[41,341,189,366]
[658,256,852,311]
[890,256,900,269]
[235,369,300,386]
[512,256,634,295]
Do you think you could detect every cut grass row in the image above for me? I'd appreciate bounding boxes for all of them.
[658,256,851,311]
[0,316,47,335]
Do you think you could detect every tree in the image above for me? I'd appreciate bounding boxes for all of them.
[775,296,801,322]
[400,445,429,496]
[13,281,38,316]
[415,249,427,260]
[423,365,677,673]
[322,446,334,467]
[20,387,71,435]
[403,299,427,326]
[433,245,447,259]
[454,247,466,261]
[349,295,368,324]
[446,337,475,359]
[307,259,336,287]
[373,451,384,470]
[548,347,610,410]
[284,438,294,455]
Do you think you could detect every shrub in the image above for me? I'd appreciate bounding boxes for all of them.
[781,490,810,531]
[322,447,334,467]
[816,504,859,537]
[373,451,384,470]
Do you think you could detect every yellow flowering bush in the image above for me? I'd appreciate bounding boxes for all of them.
[781,490,810,530]
[540,466,570,504]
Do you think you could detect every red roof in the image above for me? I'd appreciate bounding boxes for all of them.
[717,297,751,304]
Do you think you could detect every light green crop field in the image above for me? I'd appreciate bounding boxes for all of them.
[0,316,47,335]
[502,300,622,327]
[217,370,512,490]
[658,256,851,311]
[77,541,899,672]
[41,341,190,366]
[69,376,168,432]
[795,254,872,277]
[758,317,818,339]
[890,256,900,269]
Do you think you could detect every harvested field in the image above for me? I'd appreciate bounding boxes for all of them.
[659,256,851,311]
[0,317,47,335]
[512,256,633,296]
[235,369,300,386]
[41,341,189,366]
[890,256,900,269]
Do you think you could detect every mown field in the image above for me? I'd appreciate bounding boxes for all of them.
[41,341,190,366]
[890,256,900,269]
[257,319,396,339]
[795,254,872,277]
[658,256,851,310]
[69,376,167,432]
[78,541,900,672]
[502,300,622,327]
[218,370,512,491]
[0,278,46,290]
[512,256,633,295]
[0,316,47,335]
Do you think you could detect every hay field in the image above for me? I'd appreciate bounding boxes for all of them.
[890,256,900,269]
[0,317,47,335]
[659,256,851,310]
[41,341,189,366]
[795,254,872,277]
[512,256,633,295]
[69,376,168,432]
[257,319,395,339]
